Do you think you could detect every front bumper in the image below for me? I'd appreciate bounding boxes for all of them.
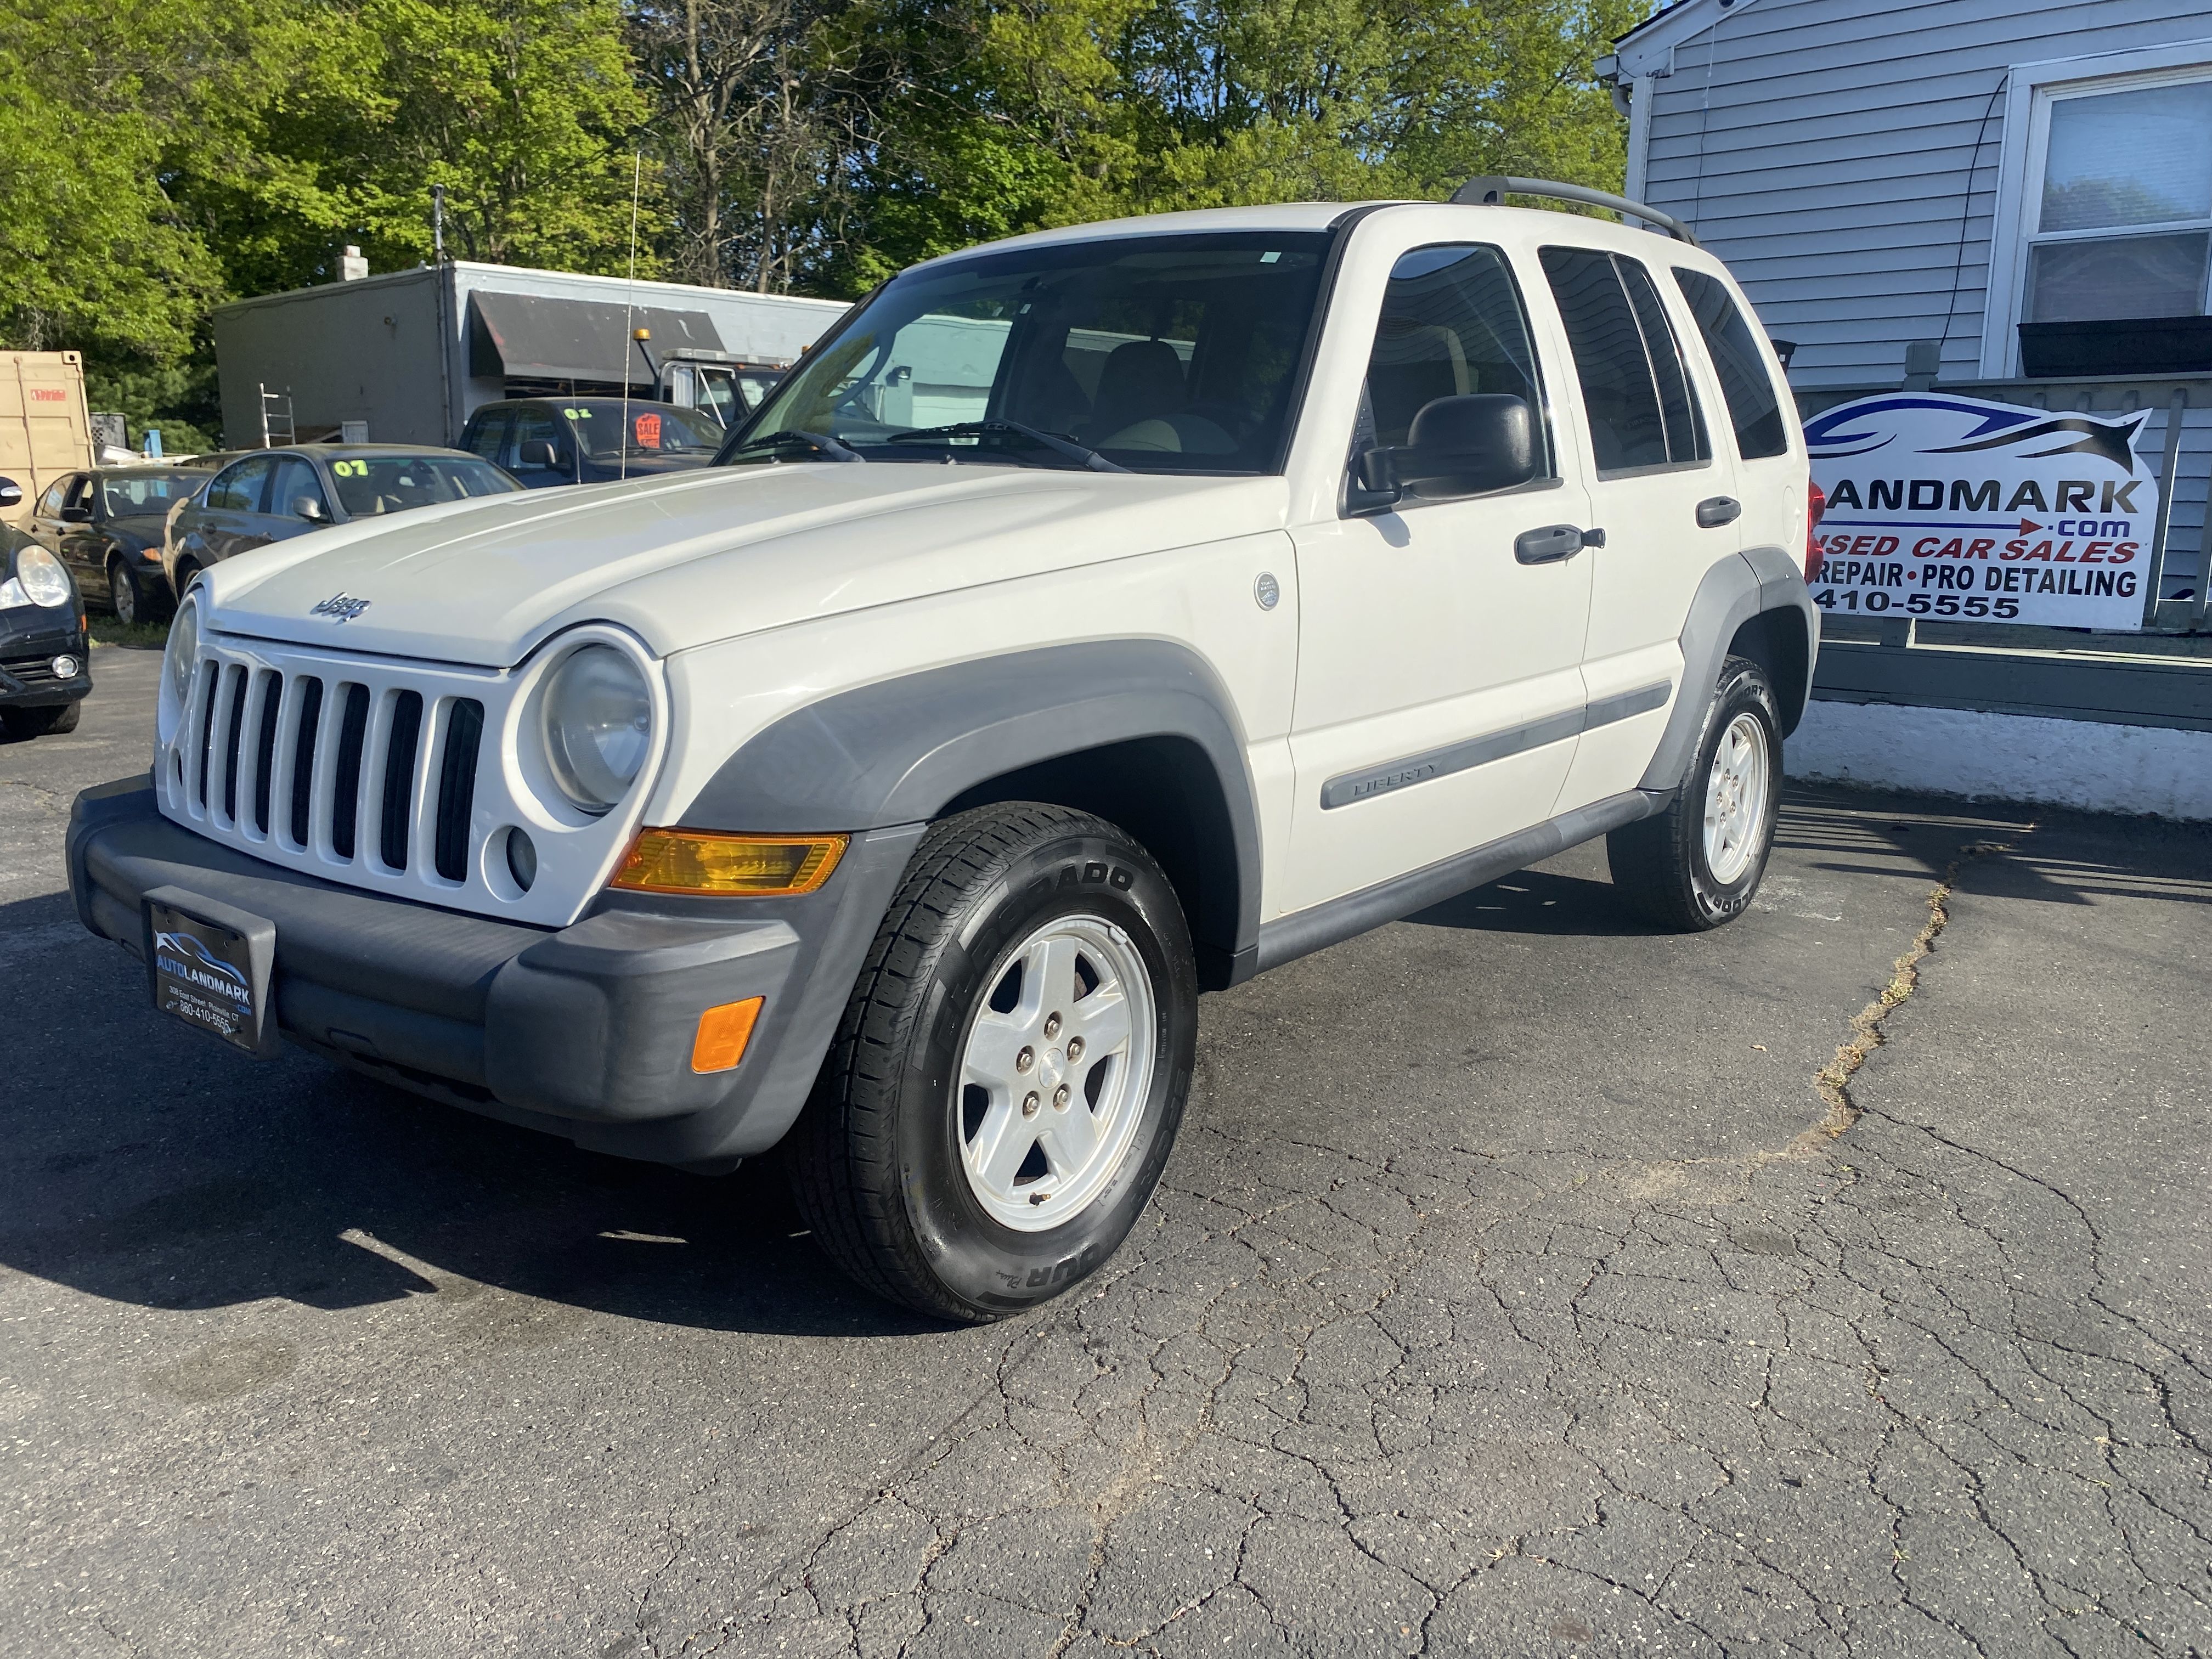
[69,775,922,1167]
[1,614,91,708]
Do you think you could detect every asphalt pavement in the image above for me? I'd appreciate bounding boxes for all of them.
[3,642,2208,1657]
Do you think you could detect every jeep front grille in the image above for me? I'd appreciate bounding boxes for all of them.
[180,655,485,881]
[157,625,663,928]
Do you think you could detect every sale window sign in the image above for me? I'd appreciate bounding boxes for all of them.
[1803,393,2157,631]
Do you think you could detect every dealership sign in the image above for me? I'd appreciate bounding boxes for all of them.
[1802,393,2157,631]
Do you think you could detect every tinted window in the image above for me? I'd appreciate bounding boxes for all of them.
[100,470,207,517]
[461,411,510,462]
[738,233,1332,474]
[1672,268,1789,460]
[510,410,565,472]
[1539,247,1709,473]
[268,458,329,520]
[325,455,521,516]
[1359,244,1552,477]
[207,456,274,512]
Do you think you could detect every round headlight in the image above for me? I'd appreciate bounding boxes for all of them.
[15,545,71,610]
[541,645,651,815]
[166,595,200,706]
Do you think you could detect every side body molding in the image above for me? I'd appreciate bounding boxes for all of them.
[680,639,1266,963]
[1637,545,1818,795]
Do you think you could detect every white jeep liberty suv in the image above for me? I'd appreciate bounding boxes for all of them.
[70,180,1817,1321]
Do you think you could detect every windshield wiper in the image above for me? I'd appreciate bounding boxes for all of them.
[886,420,1128,473]
[721,429,866,463]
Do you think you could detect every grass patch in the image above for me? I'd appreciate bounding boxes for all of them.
[91,614,171,650]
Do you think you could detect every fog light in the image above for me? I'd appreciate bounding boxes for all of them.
[52,654,80,679]
[611,830,845,896]
[692,996,764,1073]
[506,826,538,891]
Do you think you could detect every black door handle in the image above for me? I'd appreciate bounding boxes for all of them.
[1515,524,1601,564]
[1696,495,1741,528]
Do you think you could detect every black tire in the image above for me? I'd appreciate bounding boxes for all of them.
[108,555,159,625]
[2,701,81,739]
[1606,654,1781,932]
[788,802,1198,1322]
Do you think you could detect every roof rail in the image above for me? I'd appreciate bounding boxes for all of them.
[1449,176,1700,246]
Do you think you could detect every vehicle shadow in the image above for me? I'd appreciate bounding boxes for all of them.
[0,892,935,1338]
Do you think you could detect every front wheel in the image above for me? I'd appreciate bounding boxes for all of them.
[787,803,1198,1322]
[1607,654,1782,931]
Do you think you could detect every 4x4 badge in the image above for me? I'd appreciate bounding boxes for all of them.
[311,593,370,623]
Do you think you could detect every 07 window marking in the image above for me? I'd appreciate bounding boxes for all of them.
[1318,681,1673,810]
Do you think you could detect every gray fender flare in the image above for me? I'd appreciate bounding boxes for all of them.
[679,639,1265,963]
[1637,546,1818,794]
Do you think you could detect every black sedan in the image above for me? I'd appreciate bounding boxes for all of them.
[164,444,523,598]
[456,398,726,488]
[25,465,215,625]
[0,477,91,740]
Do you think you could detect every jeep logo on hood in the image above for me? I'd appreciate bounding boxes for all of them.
[310,592,371,623]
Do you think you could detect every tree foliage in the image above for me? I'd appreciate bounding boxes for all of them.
[0,0,1647,439]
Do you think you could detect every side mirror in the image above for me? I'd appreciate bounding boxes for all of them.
[0,477,19,509]
[517,439,561,469]
[60,504,93,523]
[1395,394,1537,500]
[292,495,327,523]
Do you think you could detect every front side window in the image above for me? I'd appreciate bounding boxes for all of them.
[325,455,521,516]
[731,233,1332,473]
[268,457,329,521]
[1357,243,1554,478]
[2027,76,2212,322]
[1539,246,1708,473]
[1672,269,1789,460]
[207,456,274,512]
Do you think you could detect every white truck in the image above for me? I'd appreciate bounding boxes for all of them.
[70,181,1818,1321]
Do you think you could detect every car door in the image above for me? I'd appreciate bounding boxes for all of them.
[191,456,275,566]
[1534,244,1741,814]
[31,474,95,594]
[1280,238,1596,916]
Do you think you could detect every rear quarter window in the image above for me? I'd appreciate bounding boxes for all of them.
[1672,268,1791,461]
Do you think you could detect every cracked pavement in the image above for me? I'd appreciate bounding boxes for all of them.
[3,647,2208,1657]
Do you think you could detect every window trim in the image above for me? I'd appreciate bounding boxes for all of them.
[1980,38,2212,377]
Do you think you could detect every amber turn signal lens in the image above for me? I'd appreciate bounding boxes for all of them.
[610,829,846,896]
[692,996,764,1074]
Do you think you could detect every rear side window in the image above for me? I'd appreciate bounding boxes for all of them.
[1359,243,1554,478]
[207,457,273,512]
[1672,268,1790,460]
[1538,246,1709,473]
[462,411,510,462]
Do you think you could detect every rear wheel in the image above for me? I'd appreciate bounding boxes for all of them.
[787,803,1197,1322]
[108,555,163,625]
[1606,654,1781,931]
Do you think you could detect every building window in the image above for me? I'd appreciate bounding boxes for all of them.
[2025,76,2212,324]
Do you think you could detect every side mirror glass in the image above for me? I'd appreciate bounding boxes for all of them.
[517,439,560,470]
[0,477,20,509]
[1395,394,1537,501]
[61,503,93,523]
[292,495,327,523]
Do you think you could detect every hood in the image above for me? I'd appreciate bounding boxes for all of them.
[199,464,1286,668]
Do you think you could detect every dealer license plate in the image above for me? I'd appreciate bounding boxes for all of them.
[146,899,269,1053]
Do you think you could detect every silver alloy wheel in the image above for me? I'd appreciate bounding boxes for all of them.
[956,912,1156,1232]
[111,561,137,626]
[1702,711,1770,885]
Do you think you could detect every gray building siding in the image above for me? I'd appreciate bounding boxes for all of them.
[1621,0,2212,603]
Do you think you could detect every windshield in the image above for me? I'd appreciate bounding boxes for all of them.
[101,471,207,517]
[326,455,523,517]
[726,232,1333,474]
[565,402,725,458]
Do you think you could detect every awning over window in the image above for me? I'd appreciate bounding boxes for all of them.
[467,292,726,384]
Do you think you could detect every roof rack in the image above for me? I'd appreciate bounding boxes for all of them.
[1449,176,1700,247]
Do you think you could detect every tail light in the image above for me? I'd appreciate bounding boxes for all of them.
[1804,480,1827,582]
